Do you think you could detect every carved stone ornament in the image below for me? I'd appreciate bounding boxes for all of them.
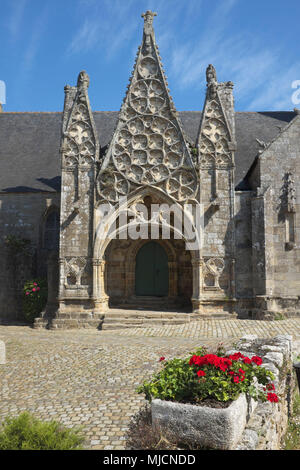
[206,64,218,99]
[198,69,233,170]
[62,71,97,168]
[97,12,198,204]
[286,171,296,213]
[64,257,88,287]
[203,257,225,289]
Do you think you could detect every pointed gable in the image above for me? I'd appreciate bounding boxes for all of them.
[197,65,234,169]
[62,71,99,169]
[97,11,198,204]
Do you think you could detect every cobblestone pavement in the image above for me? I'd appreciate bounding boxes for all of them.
[0,318,299,450]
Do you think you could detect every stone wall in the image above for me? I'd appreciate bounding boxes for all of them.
[234,192,253,300]
[229,334,295,450]
[0,192,59,321]
[250,115,300,317]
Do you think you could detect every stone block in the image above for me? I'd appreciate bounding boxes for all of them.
[151,394,256,450]
[0,340,5,364]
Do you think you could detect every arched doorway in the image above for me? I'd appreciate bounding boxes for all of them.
[135,241,169,296]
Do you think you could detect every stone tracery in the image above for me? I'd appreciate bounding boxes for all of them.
[62,77,97,169]
[96,13,197,204]
[198,67,233,170]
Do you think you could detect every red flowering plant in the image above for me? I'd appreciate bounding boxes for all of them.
[23,279,47,324]
[137,347,278,405]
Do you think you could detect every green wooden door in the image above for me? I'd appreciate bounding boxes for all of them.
[135,242,169,296]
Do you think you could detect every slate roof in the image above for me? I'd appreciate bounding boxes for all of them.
[0,110,296,193]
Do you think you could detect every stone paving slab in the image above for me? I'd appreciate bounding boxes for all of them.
[0,319,299,450]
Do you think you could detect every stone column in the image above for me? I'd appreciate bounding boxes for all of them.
[230,258,236,299]
[191,259,202,313]
[168,261,178,298]
[58,257,65,301]
[93,259,109,312]
[44,250,59,316]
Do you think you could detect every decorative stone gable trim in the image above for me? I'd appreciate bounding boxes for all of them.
[97,11,198,205]
[197,65,235,171]
[61,71,99,171]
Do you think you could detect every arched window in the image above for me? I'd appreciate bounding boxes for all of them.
[44,210,59,251]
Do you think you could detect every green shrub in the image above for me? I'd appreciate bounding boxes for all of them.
[23,279,47,324]
[0,412,85,450]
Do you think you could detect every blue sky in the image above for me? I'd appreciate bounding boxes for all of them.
[1,0,300,112]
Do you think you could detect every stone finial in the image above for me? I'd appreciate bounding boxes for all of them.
[206,64,217,85]
[77,70,90,89]
[141,10,157,35]
[206,64,218,99]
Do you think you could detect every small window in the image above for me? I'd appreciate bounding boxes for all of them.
[44,211,59,250]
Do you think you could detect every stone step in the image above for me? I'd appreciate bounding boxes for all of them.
[112,296,185,311]
[101,323,143,330]
[101,319,190,330]
[197,312,238,319]
[103,311,190,319]
[34,310,237,330]
[103,318,189,325]
[100,309,194,330]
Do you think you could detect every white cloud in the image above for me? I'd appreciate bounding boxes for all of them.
[66,0,138,59]
[159,0,295,110]
[67,18,100,55]
[20,6,49,76]
[247,62,300,111]
[8,0,27,41]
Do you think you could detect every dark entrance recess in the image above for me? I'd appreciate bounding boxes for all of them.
[135,241,169,296]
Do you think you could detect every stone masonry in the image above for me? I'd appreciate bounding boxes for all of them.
[1,11,300,327]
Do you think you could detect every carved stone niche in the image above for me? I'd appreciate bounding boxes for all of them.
[284,172,296,250]
[203,257,225,291]
[64,257,90,289]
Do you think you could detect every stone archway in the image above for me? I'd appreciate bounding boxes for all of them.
[92,189,200,312]
[102,237,193,310]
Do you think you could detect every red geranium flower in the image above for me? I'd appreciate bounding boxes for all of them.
[267,383,275,391]
[267,392,278,403]
[228,352,245,361]
[197,370,206,377]
[242,357,251,364]
[159,357,165,362]
[251,356,263,366]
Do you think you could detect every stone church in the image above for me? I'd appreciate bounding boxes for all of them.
[1,11,300,328]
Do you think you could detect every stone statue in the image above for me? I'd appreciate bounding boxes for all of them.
[141,10,157,35]
[77,70,90,89]
[206,64,217,99]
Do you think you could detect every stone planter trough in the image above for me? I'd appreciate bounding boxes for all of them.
[151,393,257,450]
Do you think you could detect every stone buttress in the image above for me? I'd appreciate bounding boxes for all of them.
[195,64,237,315]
